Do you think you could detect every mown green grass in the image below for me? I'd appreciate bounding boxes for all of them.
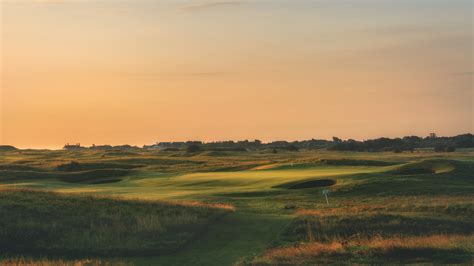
[0,149,473,265]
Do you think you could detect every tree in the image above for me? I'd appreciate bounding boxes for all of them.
[187,144,201,153]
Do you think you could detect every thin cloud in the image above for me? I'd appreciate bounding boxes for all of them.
[110,71,233,80]
[180,0,246,11]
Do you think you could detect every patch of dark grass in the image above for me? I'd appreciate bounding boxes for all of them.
[217,190,292,198]
[0,170,56,181]
[288,179,336,189]
[0,189,231,257]
[58,169,132,184]
[87,178,123,184]
[56,161,143,172]
[0,169,131,184]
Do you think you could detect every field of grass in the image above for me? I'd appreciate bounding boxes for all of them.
[0,148,473,265]
[0,189,232,256]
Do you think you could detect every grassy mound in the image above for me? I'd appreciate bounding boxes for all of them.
[0,169,131,184]
[288,179,337,189]
[0,189,232,256]
[0,145,17,151]
[319,159,400,166]
[58,169,132,183]
[390,160,455,175]
[56,161,143,171]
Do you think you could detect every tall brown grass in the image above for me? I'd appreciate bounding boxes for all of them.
[255,234,474,264]
[0,258,130,266]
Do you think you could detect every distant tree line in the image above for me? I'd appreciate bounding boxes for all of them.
[57,133,473,153]
[328,134,473,152]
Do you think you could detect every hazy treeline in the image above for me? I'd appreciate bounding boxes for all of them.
[328,134,473,152]
[3,134,472,153]
[149,133,473,153]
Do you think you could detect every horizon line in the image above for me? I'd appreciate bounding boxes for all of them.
[2,132,472,150]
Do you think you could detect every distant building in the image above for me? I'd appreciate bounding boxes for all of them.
[143,142,160,149]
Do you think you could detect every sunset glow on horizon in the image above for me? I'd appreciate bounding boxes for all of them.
[1,0,472,149]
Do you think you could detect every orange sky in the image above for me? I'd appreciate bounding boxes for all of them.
[1,0,473,149]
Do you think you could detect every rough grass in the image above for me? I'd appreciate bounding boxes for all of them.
[251,194,474,265]
[0,257,130,266]
[56,162,143,172]
[0,189,233,256]
[253,234,474,265]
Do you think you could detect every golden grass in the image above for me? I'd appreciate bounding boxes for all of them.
[360,234,474,250]
[256,242,343,265]
[256,234,474,264]
[0,258,130,266]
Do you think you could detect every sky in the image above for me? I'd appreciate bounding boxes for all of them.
[1,0,473,149]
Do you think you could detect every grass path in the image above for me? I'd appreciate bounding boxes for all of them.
[128,212,292,266]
